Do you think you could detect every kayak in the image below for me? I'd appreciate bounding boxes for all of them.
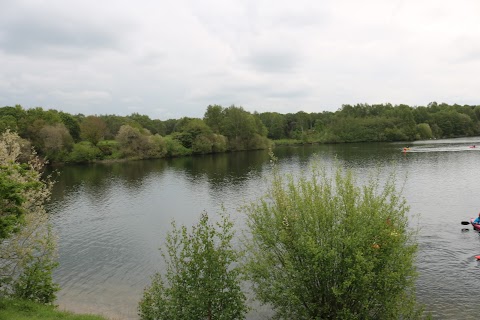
[471,218,480,231]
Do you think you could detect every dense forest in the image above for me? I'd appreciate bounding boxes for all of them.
[1,102,479,163]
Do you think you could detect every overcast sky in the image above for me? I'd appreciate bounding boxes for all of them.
[1,0,479,120]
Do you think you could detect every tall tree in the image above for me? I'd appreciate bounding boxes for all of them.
[204,105,224,134]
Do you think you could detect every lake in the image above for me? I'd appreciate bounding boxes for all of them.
[48,137,480,319]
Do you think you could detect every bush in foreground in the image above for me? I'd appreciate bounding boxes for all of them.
[0,130,59,303]
[139,213,247,320]
[244,158,425,319]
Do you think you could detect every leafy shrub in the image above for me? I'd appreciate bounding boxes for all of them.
[244,158,424,319]
[0,130,58,304]
[164,136,192,157]
[68,142,102,163]
[139,213,247,320]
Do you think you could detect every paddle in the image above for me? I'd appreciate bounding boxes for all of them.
[462,221,471,225]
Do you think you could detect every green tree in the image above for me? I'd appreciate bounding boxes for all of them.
[0,130,58,303]
[244,159,423,319]
[115,125,152,158]
[173,118,212,149]
[258,112,287,140]
[0,105,25,134]
[139,212,247,320]
[146,134,168,158]
[474,105,480,121]
[68,142,102,163]
[204,105,225,134]
[416,123,433,140]
[59,112,81,142]
[38,124,74,161]
[100,114,129,139]
[0,115,18,133]
[164,136,192,157]
[219,106,271,151]
[80,116,107,146]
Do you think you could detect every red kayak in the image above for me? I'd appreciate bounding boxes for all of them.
[471,218,480,231]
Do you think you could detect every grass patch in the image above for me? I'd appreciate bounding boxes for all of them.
[0,298,107,320]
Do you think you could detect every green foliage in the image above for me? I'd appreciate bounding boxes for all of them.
[192,133,228,154]
[258,112,287,139]
[68,142,102,163]
[0,163,36,239]
[146,134,168,158]
[80,116,107,146]
[244,159,423,319]
[127,113,166,135]
[416,123,433,140]
[192,134,214,154]
[384,127,408,141]
[12,225,59,304]
[96,140,120,159]
[115,125,152,158]
[173,118,212,149]
[217,105,270,151]
[210,134,228,153]
[139,212,247,320]
[38,124,74,162]
[99,114,129,139]
[0,131,59,304]
[0,297,107,320]
[0,131,42,239]
[164,136,192,157]
[59,112,81,142]
[0,106,24,134]
[203,105,225,134]
[0,115,19,133]
[246,133,271,150]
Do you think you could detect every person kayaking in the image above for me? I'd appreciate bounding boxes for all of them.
[473,212,480,224]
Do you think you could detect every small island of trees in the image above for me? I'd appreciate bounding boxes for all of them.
[0,101,479,164]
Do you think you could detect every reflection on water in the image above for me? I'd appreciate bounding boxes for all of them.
[48,137,480,319]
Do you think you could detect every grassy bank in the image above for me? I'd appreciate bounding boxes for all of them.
[0,298,107,320]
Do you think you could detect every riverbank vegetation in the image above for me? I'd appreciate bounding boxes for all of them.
[0,131,58,303]
[1,102,479,164]
[0,131,60,315]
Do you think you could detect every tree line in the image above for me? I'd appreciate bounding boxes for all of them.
[1,102,479,163]
[260,102,480,142]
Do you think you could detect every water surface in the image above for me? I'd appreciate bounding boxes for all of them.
[49,138,480,319]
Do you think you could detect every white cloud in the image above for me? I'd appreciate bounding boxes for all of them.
[0,0,479,119]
